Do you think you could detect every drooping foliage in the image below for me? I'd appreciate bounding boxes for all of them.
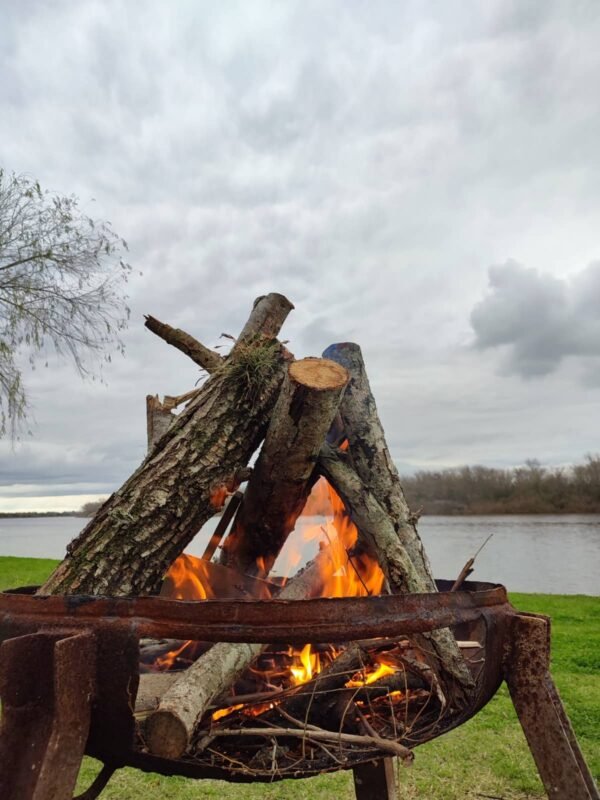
[0,168,131,436]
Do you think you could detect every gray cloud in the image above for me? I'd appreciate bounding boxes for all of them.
[471,261,600,378]
[1,1,600,507]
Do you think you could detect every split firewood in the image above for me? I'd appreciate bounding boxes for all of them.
[318,444,473,700]
[219,357,349,577]
[145,546,337,759]
[38,294,294,597]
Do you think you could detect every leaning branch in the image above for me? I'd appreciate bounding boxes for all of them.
[144,315,223,372]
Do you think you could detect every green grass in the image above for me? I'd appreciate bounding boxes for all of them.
[1,557,598,799]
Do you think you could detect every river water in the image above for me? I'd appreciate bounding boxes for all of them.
[1,513,598,595]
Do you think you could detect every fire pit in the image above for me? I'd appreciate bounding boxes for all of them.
[0,580,597,800]
[1,300,596,799]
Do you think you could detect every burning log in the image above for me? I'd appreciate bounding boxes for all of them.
[318,444,473,698]
[38,294,294,597]
[145,548,337,759]
[219,357,349,577]
[320,343,472,698]
[322,342,436,583]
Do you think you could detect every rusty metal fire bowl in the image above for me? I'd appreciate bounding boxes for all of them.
[0,580,597,800]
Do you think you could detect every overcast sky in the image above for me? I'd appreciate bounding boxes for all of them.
[1,1,599,511]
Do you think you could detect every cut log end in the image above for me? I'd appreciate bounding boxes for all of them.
[289,357,349,391]
[145,709,190,760]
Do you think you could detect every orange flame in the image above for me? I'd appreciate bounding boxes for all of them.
[163,553,214,600]
[290,643,320,685]
[158,478,386,696]
[209,484,229,510]
[283,477,385,600]
[154,640,193,671]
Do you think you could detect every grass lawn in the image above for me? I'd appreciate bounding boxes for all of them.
[0,556,598,799]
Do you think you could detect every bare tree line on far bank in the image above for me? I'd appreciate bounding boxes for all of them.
[4,455,599,520]
[401,455,600,515]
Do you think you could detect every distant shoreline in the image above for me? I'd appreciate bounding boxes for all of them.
[0,512,88,519]
[1,510,599,520]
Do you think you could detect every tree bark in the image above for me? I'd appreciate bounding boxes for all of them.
[145,548,335,759]
[146,395,175,452]
[322,342,435,583]
[144,315,223,372]
[318,444,473,698]
[219,357,349,577]
[38,295,294,597]
[237,293,295,341]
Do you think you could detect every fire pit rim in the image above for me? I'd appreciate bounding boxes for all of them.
[0,579,510,644]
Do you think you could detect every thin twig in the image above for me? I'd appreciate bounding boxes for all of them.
[202,725,413,761]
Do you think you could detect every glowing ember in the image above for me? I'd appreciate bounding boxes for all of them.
[346,662,397,687]
[212,703,244,721]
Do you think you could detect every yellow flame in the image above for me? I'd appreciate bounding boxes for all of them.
[346,662,397,687]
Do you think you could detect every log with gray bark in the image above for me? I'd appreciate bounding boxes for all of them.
[320,343,472,700]
[318,443,473,701]
[38,294,294,597]
[219,357,349,577]
[322,342,435,582]
[146,394,175,451]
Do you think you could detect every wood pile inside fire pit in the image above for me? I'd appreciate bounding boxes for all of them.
[38,293,479,777]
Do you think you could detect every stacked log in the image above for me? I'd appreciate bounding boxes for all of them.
[38,293,474,769]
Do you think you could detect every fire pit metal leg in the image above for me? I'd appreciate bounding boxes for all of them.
[352,758,397,800]
[504,613,599,800]
[0,629,96,800]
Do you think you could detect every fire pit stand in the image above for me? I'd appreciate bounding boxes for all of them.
[0,581,597,800]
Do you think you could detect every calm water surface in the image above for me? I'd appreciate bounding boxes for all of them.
[0,514,598,595]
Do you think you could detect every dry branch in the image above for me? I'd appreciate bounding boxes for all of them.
[201,724,413,762]
[144,315,223,372]
[220,357,349,576]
